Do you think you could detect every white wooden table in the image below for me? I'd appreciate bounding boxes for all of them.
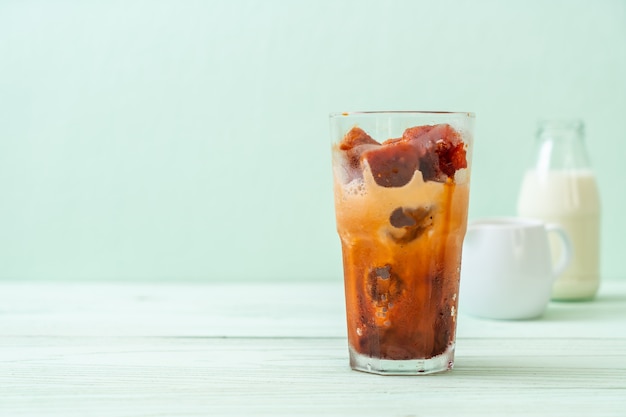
[1,280,625,416]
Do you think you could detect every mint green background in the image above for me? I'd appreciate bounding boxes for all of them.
[1,0,624,281]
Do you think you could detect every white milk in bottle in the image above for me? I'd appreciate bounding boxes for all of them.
[517,120,600,300]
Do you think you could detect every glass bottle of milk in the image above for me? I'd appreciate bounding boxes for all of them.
[517,120,600,301]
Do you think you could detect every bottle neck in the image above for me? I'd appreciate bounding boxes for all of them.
[532,120,591,171]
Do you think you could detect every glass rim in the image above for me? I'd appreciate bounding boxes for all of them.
[329,110,475,118]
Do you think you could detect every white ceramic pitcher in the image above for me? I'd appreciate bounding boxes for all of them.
[460,217,572,320]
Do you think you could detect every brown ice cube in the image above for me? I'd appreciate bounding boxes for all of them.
[339,127,379,151]
[367,265,403,307]
[388,206,434,244]
[361,142,419,188]
[402,124,467,182]
[336,127,381,183]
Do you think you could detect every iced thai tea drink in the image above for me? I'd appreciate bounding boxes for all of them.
[330,111,474,375]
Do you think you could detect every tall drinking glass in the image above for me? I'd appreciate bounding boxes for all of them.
[330,111,475,375]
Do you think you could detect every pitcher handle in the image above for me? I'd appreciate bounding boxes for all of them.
[545,223,573,279]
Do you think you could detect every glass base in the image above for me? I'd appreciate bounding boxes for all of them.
[349,344,455,375]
